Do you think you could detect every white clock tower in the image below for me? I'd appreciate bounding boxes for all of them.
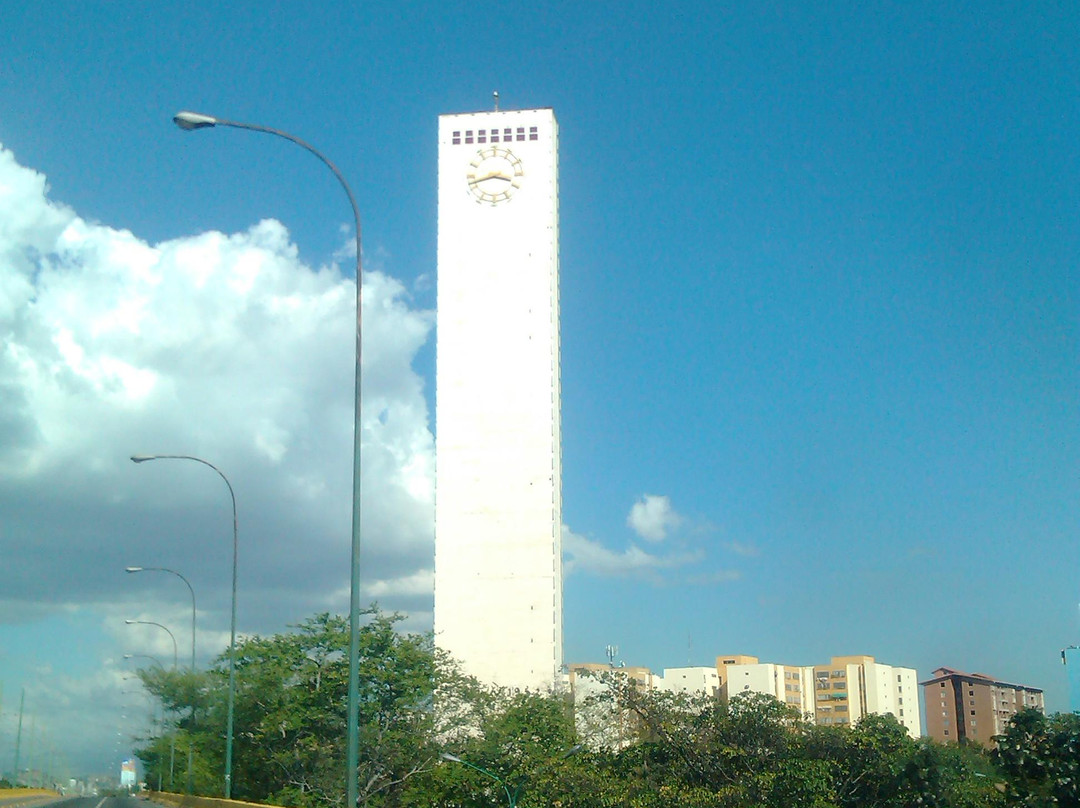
[434,107,562,691]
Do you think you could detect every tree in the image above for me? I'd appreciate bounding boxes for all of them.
[993,709,1080,806]
[135,608,441,808]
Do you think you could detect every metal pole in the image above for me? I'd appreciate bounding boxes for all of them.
[125,567,197,794]
[13,688,23,784]
[130,454,238,798]
[171,110,364,808]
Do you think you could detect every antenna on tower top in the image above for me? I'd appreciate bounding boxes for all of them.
[493,90,500,111]
[605,644,618,667]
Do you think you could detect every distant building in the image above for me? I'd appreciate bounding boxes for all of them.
[717,655,814,710]
[920,666,1045,746]
[1064,647,1080,713]
[718,654,921,737]
[567,663,658,749]
[119,759,137,789]
[657,666,722,697]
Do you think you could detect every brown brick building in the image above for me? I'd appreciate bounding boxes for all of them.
[920,666,1044,746]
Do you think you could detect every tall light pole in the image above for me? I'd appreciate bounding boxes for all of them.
[125,620,178,671]
[125,619,179,789]
[126,566,197,794]
[171,109,364,808]
[130,454,238,798]
[440,746,582,808]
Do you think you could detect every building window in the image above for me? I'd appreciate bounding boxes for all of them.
[465,130,474,144]
[944,729,950,736]
[900,709,904,716]
[941,683,946,688]
[529,125,538,141]
[516,127,525,141]
[452,130,461,145]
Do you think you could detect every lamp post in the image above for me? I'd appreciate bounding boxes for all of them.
[440,754,517,808]
[171,109,364,808]
[126,566,197,794]
[122,687,163,790]
[125,620,178,671]
[439,746,582,808]
[130,453,238,798]
[125,619,179,788]
[124,653,165,669]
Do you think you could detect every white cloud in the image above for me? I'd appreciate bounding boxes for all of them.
[562,524,702,580]
[0,140,435,624]
[0,140,440,773]
[626,494,682,542]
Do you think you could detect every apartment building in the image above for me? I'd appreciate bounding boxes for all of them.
[810,656,920,737]
[657,666,722,696]
[921,666,1045,746]
[718,654,921,737]
[716,655,814,711]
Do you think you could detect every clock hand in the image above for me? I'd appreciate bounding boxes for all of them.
[468,172,512,185]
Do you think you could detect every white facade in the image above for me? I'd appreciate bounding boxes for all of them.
[659,666,722,696]
[862,663,921,737]
[726,656,921,737]
[433,108,562,691]
[726,662,791,703]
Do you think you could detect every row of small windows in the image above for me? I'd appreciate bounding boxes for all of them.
[452,126,539,145]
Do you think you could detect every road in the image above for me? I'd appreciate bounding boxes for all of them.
[0,796,147,808]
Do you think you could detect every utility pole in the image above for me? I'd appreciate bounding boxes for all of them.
[13,688,24,785]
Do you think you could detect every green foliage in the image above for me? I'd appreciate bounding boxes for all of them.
[993,708,1080,806]
[126,610,1046,808]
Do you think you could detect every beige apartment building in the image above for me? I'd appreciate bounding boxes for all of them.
[717,654,921,737]
[921,666,1044,746]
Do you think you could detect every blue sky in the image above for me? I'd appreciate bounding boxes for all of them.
[1,0,1078,777]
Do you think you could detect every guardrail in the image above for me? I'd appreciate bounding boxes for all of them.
[0,790,60,808]
[146,792,285,808]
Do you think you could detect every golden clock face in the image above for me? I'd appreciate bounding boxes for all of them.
[466,147,523,204]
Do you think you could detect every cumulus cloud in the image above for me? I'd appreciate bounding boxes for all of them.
[562,524,702,580]
[0,142,435,630]
[626,494,682,542]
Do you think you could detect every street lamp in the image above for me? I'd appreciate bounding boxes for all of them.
[125,620,178,671]
[440,754,517,808]
[125,568,196,672]
[125,566,197,794]
[130,453,238,798]
[125,619,179,789]
[171,109,364,808]
[122,688,163,790]
[439,746,582,808]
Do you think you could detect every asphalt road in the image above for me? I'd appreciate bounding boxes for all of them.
[0,797,146,808]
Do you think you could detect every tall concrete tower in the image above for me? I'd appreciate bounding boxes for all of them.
[434,107,562,691]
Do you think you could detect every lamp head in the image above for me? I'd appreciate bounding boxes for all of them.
[130,455,156,463]
[439,753,462,763]
[124,619,136,625]
[125,566,143,573]
[173,111,218,130]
